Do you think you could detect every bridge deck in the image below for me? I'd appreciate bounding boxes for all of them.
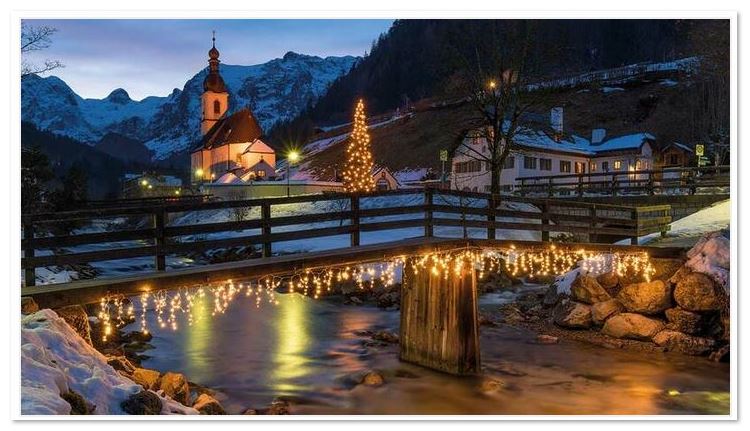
[22,237,686,309]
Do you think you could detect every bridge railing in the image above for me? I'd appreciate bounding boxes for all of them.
[515,165,730,198]
[21,189,672,287]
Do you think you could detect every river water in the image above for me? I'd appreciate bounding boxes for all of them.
[135,291,730,415]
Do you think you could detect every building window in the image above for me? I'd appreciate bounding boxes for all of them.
[589,161,597,172]
[614,160,622,170]
[503,156,515,169]
[539,158,552,171]
[668,154,679,165]
[257,170,266,178]
[454,160,483,174]
[213,100,221,114]
[524,156,537,169]
[560,160,571,173]
[376,179,389,191]
[236,154,243,166]
[575,161,586,174]
[602,161,609,171]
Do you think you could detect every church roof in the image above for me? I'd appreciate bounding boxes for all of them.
[242,139,275,154]
[193,108,264,152]
[203,71,227,93]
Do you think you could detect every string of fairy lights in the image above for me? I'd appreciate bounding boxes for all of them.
[96,245,655,341]
[342,99,376,193]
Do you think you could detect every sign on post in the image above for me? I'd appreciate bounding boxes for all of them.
[439,149,448,162]
[695,144,705,156]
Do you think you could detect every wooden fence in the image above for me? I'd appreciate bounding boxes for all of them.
[21,189,672,287]
[515,165,730,197]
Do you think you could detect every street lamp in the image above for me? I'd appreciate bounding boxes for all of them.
[286,150,300,197]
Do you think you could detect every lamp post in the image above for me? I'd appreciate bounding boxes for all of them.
[286,150,300,197]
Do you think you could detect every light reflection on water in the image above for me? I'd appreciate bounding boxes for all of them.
[135,292,730,415]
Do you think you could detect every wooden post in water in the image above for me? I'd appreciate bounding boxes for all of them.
[399,255,480,375]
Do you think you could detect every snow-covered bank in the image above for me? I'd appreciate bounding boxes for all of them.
[617,199,730,246]
[21,309,197,415]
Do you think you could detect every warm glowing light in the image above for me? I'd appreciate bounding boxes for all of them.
[195,168,204,178]
[174,189,181,195]
[489,80,497,89]
[287,150,300,164]
[140,179,149,186]
[342,99,375,193]
[96,246,655,338]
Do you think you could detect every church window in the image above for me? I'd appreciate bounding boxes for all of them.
[213,100,221,114]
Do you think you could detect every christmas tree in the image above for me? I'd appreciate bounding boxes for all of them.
[343,99,375,193]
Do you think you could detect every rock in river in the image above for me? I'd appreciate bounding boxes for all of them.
[665,307,707,335]
[571,275,611,304]
[674,272,722,312]
[617,280,672,315]
[553,300,592,329]
[652,330,716,356]
[591,299,624,325]
[121,390,163,415]
[193,393,226,415]
[601,313,665,341]
[156,372,191,406]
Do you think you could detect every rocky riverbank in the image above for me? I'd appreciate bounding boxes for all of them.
[494,232,730,362]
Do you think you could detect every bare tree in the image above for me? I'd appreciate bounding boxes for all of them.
[21,23,63,77]
[453,22,546,196]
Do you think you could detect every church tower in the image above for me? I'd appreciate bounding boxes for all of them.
[200,32,229,136]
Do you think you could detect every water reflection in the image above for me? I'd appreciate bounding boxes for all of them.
[136,291,729,415]
[272,294,311,393]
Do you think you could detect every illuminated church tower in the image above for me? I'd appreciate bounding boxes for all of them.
[201,32,229,135]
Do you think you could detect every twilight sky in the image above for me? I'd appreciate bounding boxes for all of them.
[22,19,394,100]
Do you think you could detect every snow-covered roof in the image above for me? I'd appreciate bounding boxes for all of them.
[243,139,275,154]
[667,142,694,153]
[510,129,654,156]
[215,172,242,184]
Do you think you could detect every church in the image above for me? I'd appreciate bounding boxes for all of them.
[190,36,277,183]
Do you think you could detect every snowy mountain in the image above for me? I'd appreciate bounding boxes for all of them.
[21,52,357,160]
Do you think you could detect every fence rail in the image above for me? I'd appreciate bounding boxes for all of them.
[515,165,730,197]
[21,189,672,287]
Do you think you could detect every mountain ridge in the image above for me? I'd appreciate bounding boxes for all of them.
[21,52,358,160]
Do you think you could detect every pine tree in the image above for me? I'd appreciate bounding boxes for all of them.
[343,99,375,193]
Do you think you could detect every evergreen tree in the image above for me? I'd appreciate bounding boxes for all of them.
[54,163,88,210]
[21,146,54,213]
[342,99,375,193]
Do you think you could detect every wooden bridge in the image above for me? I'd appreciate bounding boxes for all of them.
[515,165,730,198]
[21,189,681,375]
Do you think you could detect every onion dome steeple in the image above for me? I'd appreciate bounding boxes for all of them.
[203,31,227,93]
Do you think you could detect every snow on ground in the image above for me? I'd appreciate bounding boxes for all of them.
[616,199,730,246]
[394,168,430,184]
[601,86,625,93]
[21,309,197,415]
[684,232,730,292]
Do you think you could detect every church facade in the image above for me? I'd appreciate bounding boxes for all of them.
[190,36,276,183]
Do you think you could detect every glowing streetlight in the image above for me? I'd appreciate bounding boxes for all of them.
[140,179,149,187]
[195,168,204,179]
[489,80,497,89]
[286,150,301,197]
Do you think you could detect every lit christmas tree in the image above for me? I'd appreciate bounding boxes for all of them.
[343,99,375,193]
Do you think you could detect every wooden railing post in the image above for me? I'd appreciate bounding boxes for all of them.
[23,220,35,287]
[647,171,655,195]
[261,202,272,257]
[631,208,639,245]
[350,195,360,246]
[487,194,496,240]
[424,188,434,238]
[577,174,583,197]
[154,207,166,271]
[547,178,553,198]
[589,204,598,243]
[540,201,550,242]
[519,179,526,197]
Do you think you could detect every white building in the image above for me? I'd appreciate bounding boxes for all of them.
[451,127,655,193]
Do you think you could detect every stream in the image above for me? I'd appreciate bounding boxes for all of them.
[133,290,730,415]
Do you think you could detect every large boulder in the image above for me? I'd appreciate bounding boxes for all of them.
[570,275,611,304]
[674,272,722,312]
[596,271,621,295]
[193,393,226,415]
[107,356,137,375]
[132,368,161,390]
[121,390,163,415]
[54,305,92,346]
[617,280,672,315]
[665,307,707,335]
[601,313,665,341]
[553,300,592,329]
[591,299,624,325]
[542,284,562,307]
[652,330,716,356]
[155,372,191,406]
